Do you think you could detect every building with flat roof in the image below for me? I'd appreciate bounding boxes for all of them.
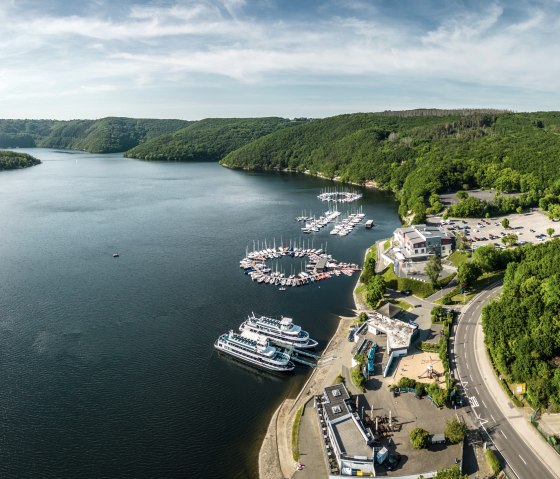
[316,384,376,476]
[367,305,416,377]
[393,224,454,259]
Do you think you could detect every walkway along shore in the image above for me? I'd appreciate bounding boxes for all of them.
[257,248,370,479]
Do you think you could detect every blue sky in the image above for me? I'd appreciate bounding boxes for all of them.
[0,0,559,119]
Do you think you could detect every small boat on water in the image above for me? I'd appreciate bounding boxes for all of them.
[240,313,318,349]
[214,330,295,372]
[112,253,119,258]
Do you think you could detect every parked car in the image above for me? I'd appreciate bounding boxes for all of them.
[402,290,411,296]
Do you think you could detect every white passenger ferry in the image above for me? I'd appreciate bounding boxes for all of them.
[214,330,295,372]
[239,313,318,349]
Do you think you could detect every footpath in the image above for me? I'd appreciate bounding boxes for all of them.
[258,315,356,479]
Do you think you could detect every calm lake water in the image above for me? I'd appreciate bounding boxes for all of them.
[0,149,400,478]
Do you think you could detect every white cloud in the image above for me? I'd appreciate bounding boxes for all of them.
[0,0,558,118]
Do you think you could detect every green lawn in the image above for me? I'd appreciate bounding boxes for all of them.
[448,251,470,267]
[382,266,435,298]
[390,299,412,310]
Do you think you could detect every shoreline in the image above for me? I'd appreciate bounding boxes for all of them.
[257,247,371,479]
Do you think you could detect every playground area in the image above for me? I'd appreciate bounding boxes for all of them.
[393,351,445,386]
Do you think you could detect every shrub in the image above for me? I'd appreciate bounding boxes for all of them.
[398,377,417,389]
[351,365,365,392]
[410,427,430,449]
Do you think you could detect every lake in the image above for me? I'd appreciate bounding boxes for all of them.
[0,149,400,478]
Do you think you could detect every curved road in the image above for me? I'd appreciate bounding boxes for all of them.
[452,283,560,479]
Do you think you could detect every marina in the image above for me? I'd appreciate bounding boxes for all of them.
[239,242,360,288]
[317,188,363,203]
[329,209,366,236]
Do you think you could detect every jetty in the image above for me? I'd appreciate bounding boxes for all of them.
[329,207,366,236]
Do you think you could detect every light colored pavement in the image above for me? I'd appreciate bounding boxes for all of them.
[425,278,458,302]
[453,284,560,479]
[294,399,328,479]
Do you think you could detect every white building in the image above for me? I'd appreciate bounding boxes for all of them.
[393,224,454,259]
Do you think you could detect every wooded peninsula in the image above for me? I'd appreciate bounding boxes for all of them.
[0,150,41,170]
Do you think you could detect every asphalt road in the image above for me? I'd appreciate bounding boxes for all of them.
[452,283,559,479]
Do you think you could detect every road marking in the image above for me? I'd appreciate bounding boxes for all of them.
[490,414,496,423]
[518,454,527,465]
[469,396,479,408]
[501,430,508,439]
[482,400,487,408]
[466,363,470,370]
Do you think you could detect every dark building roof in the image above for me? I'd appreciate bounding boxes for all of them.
[376,302,402,319]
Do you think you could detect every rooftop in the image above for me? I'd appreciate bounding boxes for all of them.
[331,416,373,459]
[367,312,415,351]
[376,302,402,319]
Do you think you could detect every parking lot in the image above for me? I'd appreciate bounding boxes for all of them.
[430,210,559,249]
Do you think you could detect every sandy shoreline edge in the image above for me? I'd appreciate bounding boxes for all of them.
[257,245,372,479]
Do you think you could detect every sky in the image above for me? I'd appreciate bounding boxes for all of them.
[0,0,559,120]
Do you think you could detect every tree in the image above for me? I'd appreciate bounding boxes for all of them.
[457,262,480,288]
[455,232,467,251]
[502,233,518,247]
[547,227,555,238]
[456,190,468,200]
[360,255,377,285]
[444,418,466,444]
[472,245,500,272]
[366,275,386,307]
[516,206,523,214]
[358,312,368,324]
[501,217,510,229]
[425,254,443,287]
[409,427,429,449]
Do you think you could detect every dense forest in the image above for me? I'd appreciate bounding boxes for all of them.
[0,150,41,170]
[482,240,560,410]
[124,117,306,162]
[220,110,560,222]
[5,110,560,222]
[0,117,189,153]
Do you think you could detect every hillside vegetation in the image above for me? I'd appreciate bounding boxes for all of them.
[482,240,560,410]
[220,110,560,222]
[0,150,41,170]
[0,117,189,153]
[124,117,305,162]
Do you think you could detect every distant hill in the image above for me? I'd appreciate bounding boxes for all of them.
[0,117,189,153]
[124,117,306,162]
[0,150,41,170]
[220,110,560,221]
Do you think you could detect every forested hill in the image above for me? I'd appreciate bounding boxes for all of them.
[483,240,560,410]
[0,150,41,170]
[0,117,189,153]
[220,111,560,221]
[124,117,306,162]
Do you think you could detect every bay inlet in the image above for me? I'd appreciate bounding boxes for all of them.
[0,149,401,478]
